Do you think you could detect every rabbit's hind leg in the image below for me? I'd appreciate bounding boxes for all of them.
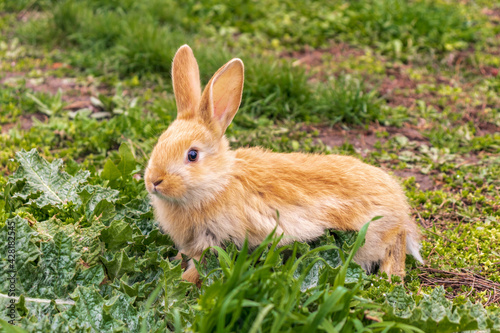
[182,258,201,285]
[379,231,407,279]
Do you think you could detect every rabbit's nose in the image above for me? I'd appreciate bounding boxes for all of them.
[153,179,163,192]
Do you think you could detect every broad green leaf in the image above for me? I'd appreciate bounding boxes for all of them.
[0,318,29,333]
[141,249,165,268]
[343,264,365,284]
[142,229,172,247]
[9,149,89,208]
[3,183,12,215]
[75,265,105,287]
[63,158,81,176]
[18,231,80,298]
[0,216,41,295]
[118,274,158,300]
[36,218,76,241]
[196,248,224,285]
[114,198,154,235]
[384,286,494,332]
[101,159,121,182]
[385,285,415,318]
[489,313,500,331]
[160,259,193,308]
[117,144,137,178]
[92,200,116,224]
[100,250,139,281]
[112,251,165,301]
[15,295,28,318]
[1,294,65,331]
[293,233,346,291]
[0,296,21,329]
[54,286,125,332]
[100,220,134,252]
[77,221,106,267]
[104,293,139,331]
[38,232,81,295]
[79,185,119,221]
[36,217,104,266]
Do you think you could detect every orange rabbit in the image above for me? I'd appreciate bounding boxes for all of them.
[145,45,423,283]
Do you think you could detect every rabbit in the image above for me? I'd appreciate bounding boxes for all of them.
[144,45,423,283]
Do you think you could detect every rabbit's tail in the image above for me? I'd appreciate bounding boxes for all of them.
[406,222,423,263]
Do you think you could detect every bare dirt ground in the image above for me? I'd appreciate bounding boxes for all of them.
[0,66,115,134]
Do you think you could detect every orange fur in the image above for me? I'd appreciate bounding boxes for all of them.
[145,45,423,284]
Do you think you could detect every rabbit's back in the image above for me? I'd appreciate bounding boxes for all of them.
[234,147,408,219]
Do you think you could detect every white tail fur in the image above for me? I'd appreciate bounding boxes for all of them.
[406,231,423,263]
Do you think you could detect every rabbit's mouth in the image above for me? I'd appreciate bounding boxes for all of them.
[149,180,187,201]
[151,190,185,204]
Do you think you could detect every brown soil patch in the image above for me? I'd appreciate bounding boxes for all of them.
[284,43,365,69]
[25,76,80,97]
[1,71,113,132]
[1,72,113,116]
[482,7,500,25]
[283,43,497,130]
[1,73,97,101]
[24,75,109,105]
[17,10,49,22]
[1,113,47,134]
[479,66,499,77]
[460,95,500,135]
[387,126,426,141]
[63,100,94,110]
[312,125,380,152]
[380,64,499,134]
[379,65,434,109]
[475,122,500,136]
[444,43,500,78]
[393,170,435,191]
[310,123,427,153]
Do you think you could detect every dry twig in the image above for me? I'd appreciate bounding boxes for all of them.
[418,267,500,306]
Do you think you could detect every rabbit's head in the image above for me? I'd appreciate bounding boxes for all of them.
[145,45,244,207]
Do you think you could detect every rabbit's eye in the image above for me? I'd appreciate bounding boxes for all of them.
[187,149,198,162]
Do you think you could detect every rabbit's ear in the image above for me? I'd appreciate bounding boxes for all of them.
[199,58,244,136]
[172,45,201,119]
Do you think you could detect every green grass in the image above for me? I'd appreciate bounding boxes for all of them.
[13,0,496,122]
[17,0,492,61]
[335,0,482,57]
